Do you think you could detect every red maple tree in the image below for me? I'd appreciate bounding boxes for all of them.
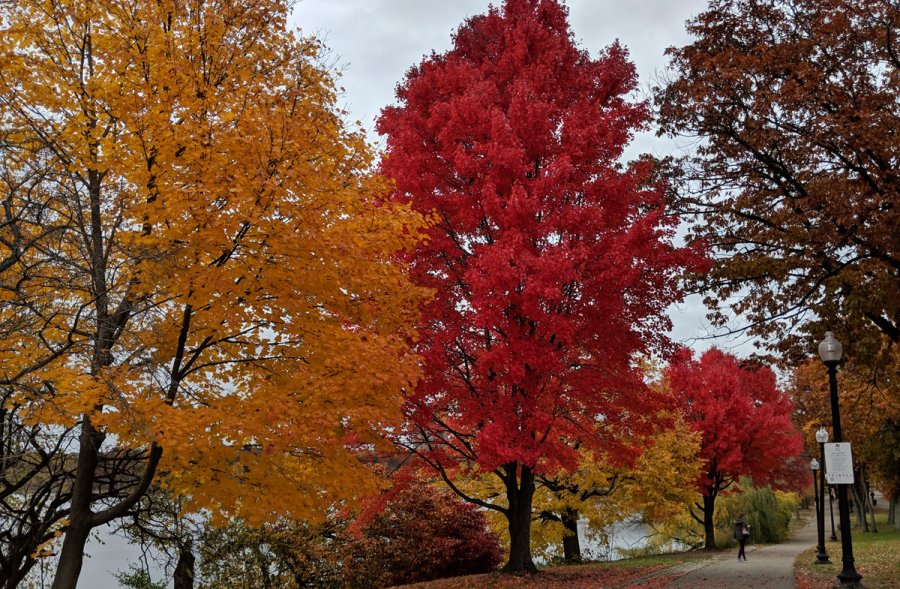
[378,0,703,572]
[665,348,806,548]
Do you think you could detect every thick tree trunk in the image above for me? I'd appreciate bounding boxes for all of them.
[502,463,538,574]
[561,508,582,563]
[702,494,717,549]
[174,542,195,589]
[52,417,103,589]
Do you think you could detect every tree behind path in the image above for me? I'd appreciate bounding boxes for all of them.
[665,348,806,549]
[657,0,900,367]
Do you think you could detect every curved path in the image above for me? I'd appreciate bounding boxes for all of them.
[637,513,820,588]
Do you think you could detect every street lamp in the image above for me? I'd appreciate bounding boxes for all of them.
[813,428,831,564]
[818,331,862,586]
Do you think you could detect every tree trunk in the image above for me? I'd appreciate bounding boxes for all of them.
[52,416,103,589]
[702,494,717,549]
[53,168,111,589]
[890,491,900,531]
[865,488,878,533]
[174,542,195,589]
[561,508,582,563]
[502,463,538,574]
[850,484,866,530]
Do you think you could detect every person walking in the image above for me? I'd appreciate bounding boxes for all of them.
[734,515,751,561]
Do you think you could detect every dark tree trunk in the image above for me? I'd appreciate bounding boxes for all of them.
[889,493,897,528]
[502,463,538,574]
[174,542,195,589]
[861,468,877,533]
[702,494,717,549]
[561,508,582,563]
[3,554,35,589]
[850,483,866,530]
[52,417,103,589]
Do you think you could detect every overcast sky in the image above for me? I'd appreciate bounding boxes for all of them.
[291,0,708,153]
[78,1,758,587]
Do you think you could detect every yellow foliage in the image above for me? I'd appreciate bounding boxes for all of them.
[0,0,428,527]
[456,414,701,559]
[533,415,701,556]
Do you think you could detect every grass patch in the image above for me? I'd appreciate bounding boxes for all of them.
[795,513,900,589]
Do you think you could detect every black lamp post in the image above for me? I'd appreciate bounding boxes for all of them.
[810,458,825,564]
[813,428,831,564]
[818,331,862,586]
[829,485,837,541]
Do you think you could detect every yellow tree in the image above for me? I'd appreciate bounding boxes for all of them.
[0,0,426,587]
[532,414,701,562]
[456,414,700,563]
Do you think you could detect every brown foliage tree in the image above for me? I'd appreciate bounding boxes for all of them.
[656,0,899,366]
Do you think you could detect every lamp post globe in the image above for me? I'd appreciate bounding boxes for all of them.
[818,331,843,364]
[817,332,861,586]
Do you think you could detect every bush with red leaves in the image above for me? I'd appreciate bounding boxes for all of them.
[345,484,504,587]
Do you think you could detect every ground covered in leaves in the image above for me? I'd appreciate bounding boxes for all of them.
[397,553,704,589]
[794,513,900,589]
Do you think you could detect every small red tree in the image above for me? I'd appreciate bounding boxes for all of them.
[665,348,805,548]
[378,0,703,572]
[348,484,504,586]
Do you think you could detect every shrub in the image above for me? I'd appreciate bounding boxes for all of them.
[345,484,504,586]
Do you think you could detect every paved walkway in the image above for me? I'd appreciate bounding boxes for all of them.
[638,512,819,588]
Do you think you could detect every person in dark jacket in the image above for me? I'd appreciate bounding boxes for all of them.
[734,515,751,561]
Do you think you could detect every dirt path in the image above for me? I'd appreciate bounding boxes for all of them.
[635,513,819,588]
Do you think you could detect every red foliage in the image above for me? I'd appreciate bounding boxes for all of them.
[378,0,705,571]
[348,484,504,586]
[378,0,702,483]
[666,348,806,495]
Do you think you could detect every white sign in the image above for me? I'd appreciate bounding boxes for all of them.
[824,442,854,484]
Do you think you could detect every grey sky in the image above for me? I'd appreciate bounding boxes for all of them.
[291,0,708,152]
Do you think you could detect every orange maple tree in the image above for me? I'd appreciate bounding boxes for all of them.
[0,0,425,586]
[656,0,899,366]
[789,350,900,506]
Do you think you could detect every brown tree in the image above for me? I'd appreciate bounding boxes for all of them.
[656,0,899,366]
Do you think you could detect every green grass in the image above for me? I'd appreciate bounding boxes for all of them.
[795,512,900,589]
